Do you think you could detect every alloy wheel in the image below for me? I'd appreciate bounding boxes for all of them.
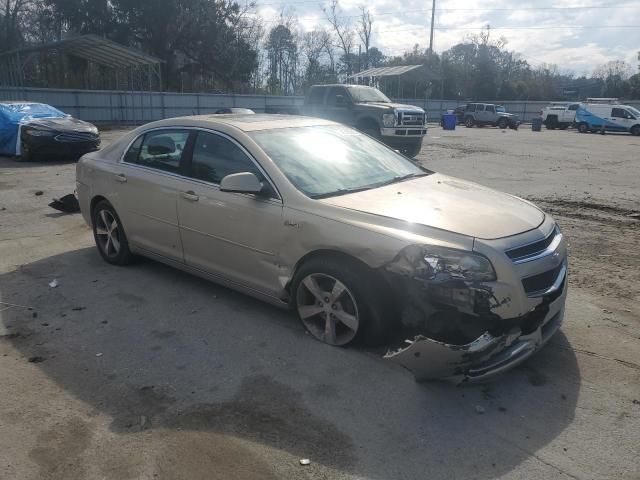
[296,273,360,346]
[95,209,121,259]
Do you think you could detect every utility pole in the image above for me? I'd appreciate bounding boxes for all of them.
[428,0,436,54]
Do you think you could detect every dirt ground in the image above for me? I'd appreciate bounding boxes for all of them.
[0,125,639,480]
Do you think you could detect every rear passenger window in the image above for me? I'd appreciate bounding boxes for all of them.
[467,104,476,112]
[568,104,579,111]
[189,131,263,185]
[130,130,190,174]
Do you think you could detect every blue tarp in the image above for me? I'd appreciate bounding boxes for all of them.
[0,103,67,156]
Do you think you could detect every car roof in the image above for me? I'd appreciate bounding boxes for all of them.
[162,114,336,132]
[0,101,45,106]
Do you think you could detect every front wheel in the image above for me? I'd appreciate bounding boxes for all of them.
[401,143,422,158]
[497,118,508,129]
[292,258,391,347]
[577,123,589,134]
[92,200,134,265]
[631,125,640,136]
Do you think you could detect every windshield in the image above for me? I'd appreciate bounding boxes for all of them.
[250,125,429,198]
[495,106,506,113]
[627,106,640,118]
[346,86,391,103]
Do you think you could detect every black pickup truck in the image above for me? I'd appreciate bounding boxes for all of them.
[304,84,427,157]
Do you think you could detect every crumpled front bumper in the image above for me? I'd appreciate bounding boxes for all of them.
[384,284,565,383]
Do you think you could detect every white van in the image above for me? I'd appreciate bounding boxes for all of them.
[575,103,640,136]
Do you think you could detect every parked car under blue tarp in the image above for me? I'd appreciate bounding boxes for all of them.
[0,101,100,160]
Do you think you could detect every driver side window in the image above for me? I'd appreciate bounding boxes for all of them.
[189,131,264,185]
[326,87,348,107]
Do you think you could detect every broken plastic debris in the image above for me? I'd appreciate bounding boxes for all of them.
[48,193,80,213]
[475,405,486,414]
[48,279,58,288]
[299,459,311,466]
[95,352,103,357]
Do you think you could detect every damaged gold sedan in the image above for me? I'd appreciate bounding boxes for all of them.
[76,114,567,383]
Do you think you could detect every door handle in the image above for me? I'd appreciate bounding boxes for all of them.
[115,173,127,183]
[180,190,199,202]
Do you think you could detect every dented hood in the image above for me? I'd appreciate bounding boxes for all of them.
[320,173,545,239]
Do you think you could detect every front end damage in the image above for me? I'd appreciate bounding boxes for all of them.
[381,243,567,383]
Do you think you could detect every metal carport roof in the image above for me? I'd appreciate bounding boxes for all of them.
[348,65,423,78]
[0,34,163,69]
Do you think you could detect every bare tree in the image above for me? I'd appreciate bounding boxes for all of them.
[2,0,32,50]
[357,7,372,68]
[323,0,354,76]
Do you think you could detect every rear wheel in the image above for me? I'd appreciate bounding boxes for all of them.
[92,200,134,265]
[578,123,589,134]
[464,116,475,128]
[292,257,391,347]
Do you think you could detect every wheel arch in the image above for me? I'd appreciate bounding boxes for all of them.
[355,115,380,131]
[284,248,386,301]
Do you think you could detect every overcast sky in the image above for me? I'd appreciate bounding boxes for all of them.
[253,0,640,76]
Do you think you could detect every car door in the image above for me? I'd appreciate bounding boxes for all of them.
[114,128,192,262]
[475,104,486,122]
[176,129,285,295]
[484,105,495,123]
[324,86,354,126]
[610,107,634,132]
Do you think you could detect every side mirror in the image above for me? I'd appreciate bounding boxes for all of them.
[219,172,263,195]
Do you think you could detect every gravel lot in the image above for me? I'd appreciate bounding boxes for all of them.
[1,125,639,480]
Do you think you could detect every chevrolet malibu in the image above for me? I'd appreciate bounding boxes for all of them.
[76,115,567,382]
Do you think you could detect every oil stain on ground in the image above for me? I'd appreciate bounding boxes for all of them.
[157,375,356,473]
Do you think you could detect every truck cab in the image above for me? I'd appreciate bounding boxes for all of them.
[304,84,427,157]
[541,103,580,130]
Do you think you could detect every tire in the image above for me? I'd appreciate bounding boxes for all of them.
[359,122,381,140]
[497,118,508,129]
[91,200,134,265]
[402,143,422,158]
[546,116,557,130]
[631,125,640,136]
[291,257,391,347]
[464,116,475,128]
[578,123,589,134]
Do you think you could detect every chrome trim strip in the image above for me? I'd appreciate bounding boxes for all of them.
[509,229,563,265]
[526,261,567,298]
